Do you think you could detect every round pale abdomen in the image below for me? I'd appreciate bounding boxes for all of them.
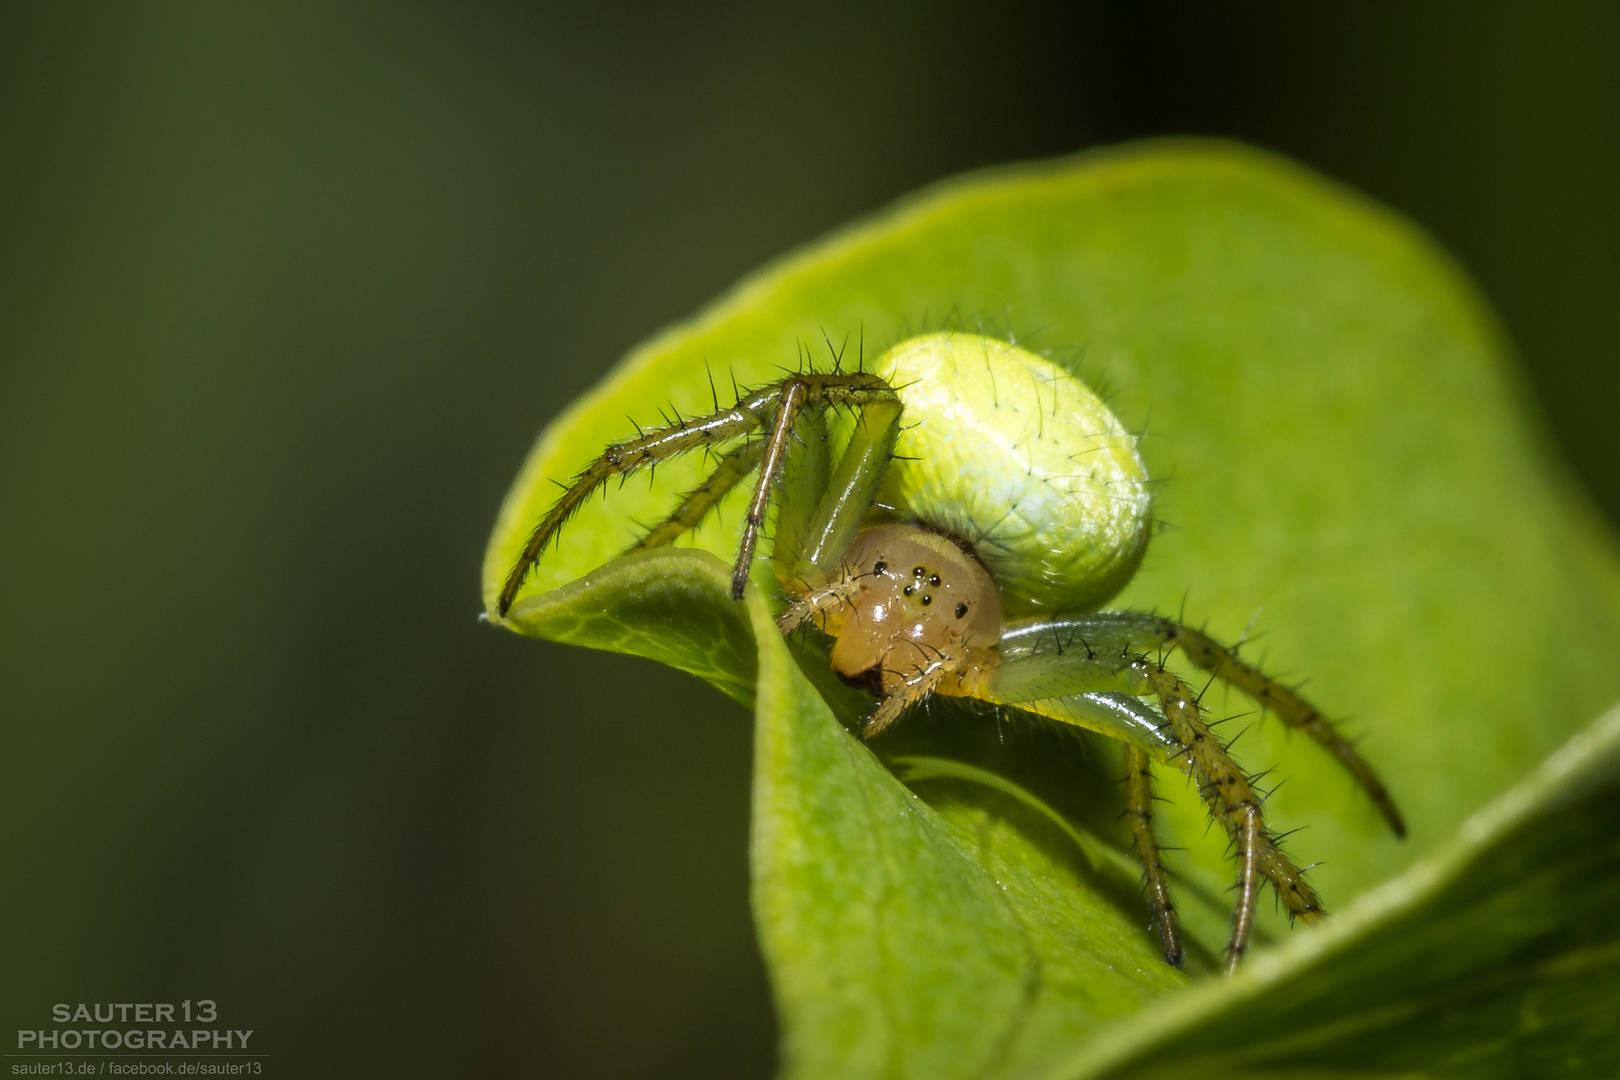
[873,333,1152,617]
[828,524,1002,692]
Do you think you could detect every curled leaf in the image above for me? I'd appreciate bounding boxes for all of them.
[485,141,1620,1077]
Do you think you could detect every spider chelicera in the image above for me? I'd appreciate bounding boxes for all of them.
[494,331,1405,973]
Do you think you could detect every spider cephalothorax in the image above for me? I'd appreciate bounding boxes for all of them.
[784,524,1002,703]
[494,331,1404,973]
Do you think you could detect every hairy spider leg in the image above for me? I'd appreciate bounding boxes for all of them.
[1041,613,1406,839]
[1136,659,1306,973]
[734,379,810,599]
[1123,744,1182,968]
[497,372,899,615]
[628,440,766,552]
[769,409,832,591]
[1159,617,1405,838]
[775,575,862,637]
[962,629,1323,969]
[736,381,902,600]
[773,399,904,592]
[862,646,963,736]
[630,392,901,591]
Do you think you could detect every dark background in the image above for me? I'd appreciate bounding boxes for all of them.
[2,3,1615,1077]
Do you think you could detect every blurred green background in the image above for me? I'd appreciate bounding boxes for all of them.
[2,3,1616,1076]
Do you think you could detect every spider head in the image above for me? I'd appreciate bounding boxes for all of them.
[823,523,1002,693]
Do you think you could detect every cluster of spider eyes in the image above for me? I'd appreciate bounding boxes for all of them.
[871,560,970,620]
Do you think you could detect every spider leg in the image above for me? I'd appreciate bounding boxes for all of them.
[1135,656,1322,973]
[499,392,777,614]
[627,440,766,552]
[966,634,1321,970]
[770,410,832,591]
[775,574,862,636]
[735,380,808,599]
[787,395,902,585]
[725,373,902,600]
[862,640,970,737]
[498,371,899,615]
[1161,619,1407,838]
[1123,745,1182,967]
[1005,613,1406,838]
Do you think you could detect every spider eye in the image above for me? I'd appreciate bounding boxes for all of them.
[902,585,914,597]
[872,560,887,575]
[920,595,932,606]
[913,566,926,578]
[954,602,968,619]
[928,573,941,586]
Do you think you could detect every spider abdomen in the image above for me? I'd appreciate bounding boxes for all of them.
[871,333,1152,617]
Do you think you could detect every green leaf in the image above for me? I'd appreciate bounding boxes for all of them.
[485,141,1620,1076]
[502,548,757,707]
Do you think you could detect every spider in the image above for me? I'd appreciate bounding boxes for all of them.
[495,331,1405,974]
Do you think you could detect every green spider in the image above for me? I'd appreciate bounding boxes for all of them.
[495,331,1405,973]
